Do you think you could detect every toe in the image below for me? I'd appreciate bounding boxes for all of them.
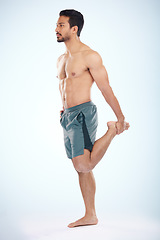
[68,223,74,228]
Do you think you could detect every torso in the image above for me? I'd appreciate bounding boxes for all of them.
[57,44,94,108]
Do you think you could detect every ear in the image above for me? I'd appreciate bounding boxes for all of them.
[72,26,78,35]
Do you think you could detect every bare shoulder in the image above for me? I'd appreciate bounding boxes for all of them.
[83,48,103,68]
[57,53,66,67]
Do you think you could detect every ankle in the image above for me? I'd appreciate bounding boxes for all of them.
[85,210,97,217]
[107,128,117,138]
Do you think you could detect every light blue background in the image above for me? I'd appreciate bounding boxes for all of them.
[0,0,160,239]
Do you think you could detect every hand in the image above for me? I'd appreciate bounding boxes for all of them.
[116,120,126,135]
[60,110,64,118]
[116,120,130,135]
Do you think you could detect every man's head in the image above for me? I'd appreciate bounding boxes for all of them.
[55,9,84,42]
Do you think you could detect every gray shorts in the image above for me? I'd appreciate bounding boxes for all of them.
[60,101,98,159]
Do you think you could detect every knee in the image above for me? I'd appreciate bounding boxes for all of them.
[73,159,93,173]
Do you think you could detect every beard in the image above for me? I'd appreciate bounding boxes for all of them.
[57,34,70,43]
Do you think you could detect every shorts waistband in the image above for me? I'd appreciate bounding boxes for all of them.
[65,101,95,113]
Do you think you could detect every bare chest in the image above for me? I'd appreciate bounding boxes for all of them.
[57,54,88,79]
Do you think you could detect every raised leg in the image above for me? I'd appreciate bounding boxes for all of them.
[72,121,122,173]
[91,121,117,167]
[68,171,98,228]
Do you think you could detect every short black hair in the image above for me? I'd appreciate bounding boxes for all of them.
[59,9,84,37]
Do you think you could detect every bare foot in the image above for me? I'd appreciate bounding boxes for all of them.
[68,215,98,228]
[107,121,117,129]
[107,121,117,135]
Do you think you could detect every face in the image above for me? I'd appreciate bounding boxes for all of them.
[55,16,72,42]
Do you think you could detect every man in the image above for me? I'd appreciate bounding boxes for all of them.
[55,9,130,228]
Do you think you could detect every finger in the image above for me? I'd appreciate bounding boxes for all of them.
[118,129,123,135]
[116,126,120,135]
[117,129,121,135]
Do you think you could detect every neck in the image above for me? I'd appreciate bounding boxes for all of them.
[64,36,82,55]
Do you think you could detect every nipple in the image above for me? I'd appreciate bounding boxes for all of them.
[72,72,76,76]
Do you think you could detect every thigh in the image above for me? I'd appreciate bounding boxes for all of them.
[72,149,91,171]
[82,105,98,146]
[63,133,72,159]
[69,125,85,158]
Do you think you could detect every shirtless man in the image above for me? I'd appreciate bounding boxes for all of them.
[55,9,130,228]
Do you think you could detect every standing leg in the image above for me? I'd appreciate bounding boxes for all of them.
[68,171,98,228]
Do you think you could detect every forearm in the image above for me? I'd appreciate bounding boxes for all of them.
[101,87,125,121]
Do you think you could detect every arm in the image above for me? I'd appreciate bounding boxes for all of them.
[86,51,125,133]
[57,55,65,114]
